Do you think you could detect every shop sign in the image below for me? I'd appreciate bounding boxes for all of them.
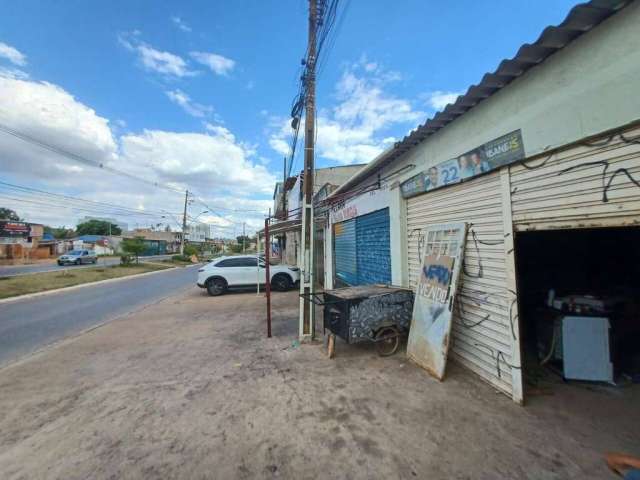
[0,221,30,238]
[401,129,524,198]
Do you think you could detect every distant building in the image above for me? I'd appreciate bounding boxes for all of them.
[0,221,58,262]
[186,224,208,243]
[126,228,182,253]
[264,164,365,269]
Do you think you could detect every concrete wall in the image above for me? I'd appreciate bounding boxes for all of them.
[328,3,640,287]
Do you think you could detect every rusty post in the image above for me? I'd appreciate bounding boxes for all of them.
[265,216,272,338]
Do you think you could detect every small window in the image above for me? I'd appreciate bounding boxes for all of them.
[216,257,257,267]
[215,259,234,268]
[82,251,88,256]
[237,257,258,267]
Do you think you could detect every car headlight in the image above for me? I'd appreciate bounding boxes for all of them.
[198,268,205,272]
[289,267,299,272]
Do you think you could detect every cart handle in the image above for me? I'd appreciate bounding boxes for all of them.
[298,291,344,306]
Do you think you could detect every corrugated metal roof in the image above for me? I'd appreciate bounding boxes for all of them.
[330,0,631,197]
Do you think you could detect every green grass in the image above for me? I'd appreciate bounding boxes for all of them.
[0,263,172,299]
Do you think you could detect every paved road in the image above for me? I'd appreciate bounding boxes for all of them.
[0,255,174,277]
[0,264,201,367]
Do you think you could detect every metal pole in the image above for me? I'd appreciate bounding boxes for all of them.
[299,0,317,341]
[256,230,261,296]
[242,222,246,253]
[265,215,272,338]
[180,190,188,255]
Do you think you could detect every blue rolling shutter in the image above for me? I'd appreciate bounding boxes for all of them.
[334,219,357,286]
[355,208,391,285]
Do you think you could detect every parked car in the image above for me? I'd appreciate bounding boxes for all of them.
[57,249,98,266]
[197,255,300,296]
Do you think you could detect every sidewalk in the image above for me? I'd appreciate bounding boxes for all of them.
[0,289,637,479]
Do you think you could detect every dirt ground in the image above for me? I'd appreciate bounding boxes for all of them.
[0,289,638,480]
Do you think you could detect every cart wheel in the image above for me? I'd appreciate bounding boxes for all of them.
[375,327,400,357]
[327,334,335,359]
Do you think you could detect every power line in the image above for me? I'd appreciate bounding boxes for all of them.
[0,122,185,195]
[0,180,182,218]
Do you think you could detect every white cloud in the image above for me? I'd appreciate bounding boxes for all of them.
[171,16,192,33]
[269,60,424,165]
[0,75,117,180]
[0,66,29,80]
[118,127,275,196]
[137,44,196,77]
[422,90,462,111]
[190,51,235,76]
[0,42,27,66]
[166,89,213,118]
[0,75,273,232]
[118,33,196,78]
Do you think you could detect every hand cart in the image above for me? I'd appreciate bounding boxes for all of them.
[301,285,414,358]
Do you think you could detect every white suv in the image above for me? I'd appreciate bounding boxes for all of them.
[197,255,300,296]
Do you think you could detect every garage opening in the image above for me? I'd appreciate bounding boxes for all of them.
[515,227,640,399]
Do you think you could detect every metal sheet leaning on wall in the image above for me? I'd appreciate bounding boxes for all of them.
[406,170,522,400]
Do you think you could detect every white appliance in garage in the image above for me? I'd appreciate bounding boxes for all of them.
[562,316,614,383]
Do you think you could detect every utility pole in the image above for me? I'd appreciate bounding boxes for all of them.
[181,190,188,255]
[242,222,246,253]
[299,0,317,341]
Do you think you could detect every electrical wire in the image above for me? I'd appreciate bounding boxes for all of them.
[0,122,186,195]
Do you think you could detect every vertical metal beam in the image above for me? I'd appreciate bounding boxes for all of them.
[180,189,188,255]
[500,167,523,405]
[299,0,317,341]
[265,216,272,338]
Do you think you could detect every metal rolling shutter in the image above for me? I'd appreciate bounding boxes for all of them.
[510,127,640,231]
[355,208,391,285]
[406,172,516,396]
[334,219,357,286]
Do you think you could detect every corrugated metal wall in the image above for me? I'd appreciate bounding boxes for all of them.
[510,126,640,231]
[406,172,516,396]
[355,208,391,285]
[334,219,357,286]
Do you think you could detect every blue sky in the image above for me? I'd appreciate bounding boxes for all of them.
[0,0,577,233]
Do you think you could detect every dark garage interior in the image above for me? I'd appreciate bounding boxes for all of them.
[515,227,640,395]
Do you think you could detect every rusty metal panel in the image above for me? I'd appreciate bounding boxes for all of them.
[407,222,467,380]
[510,125,640,231]
[406,171,516,396]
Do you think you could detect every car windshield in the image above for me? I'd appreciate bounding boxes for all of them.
[67,250,83,255]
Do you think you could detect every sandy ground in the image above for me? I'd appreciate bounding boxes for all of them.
[0,288,638,479]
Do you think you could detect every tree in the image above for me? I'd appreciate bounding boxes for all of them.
[184,244,198,256]
[76,220,122,236]
[121,237,146,263]
[0,208,21,221]
[236,235,251,245]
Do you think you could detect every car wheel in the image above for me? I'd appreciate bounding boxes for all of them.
[75,259,81,265]
[272,273,291,292]
[206,278,227,296]
[57,261,63,266]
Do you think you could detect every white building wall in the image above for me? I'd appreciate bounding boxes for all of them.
[333,3,640,287]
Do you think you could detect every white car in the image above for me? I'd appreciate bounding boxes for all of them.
[197,255,300,296]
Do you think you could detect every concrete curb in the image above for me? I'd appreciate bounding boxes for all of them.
[0,264,201,305]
